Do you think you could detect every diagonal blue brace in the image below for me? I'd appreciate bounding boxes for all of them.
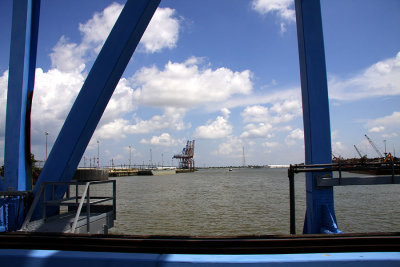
[2,0,41,192]
[295,0,341,234]
[33,0,160,216]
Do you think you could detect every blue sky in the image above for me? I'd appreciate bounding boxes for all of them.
[0,0,399,167]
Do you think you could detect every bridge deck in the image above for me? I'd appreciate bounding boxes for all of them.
[22,210,114,234]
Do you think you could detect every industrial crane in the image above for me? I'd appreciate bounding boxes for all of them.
[364,134,383,158]
[354,145,365,158]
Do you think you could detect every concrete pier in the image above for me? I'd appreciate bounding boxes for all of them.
[108,169,138,177]
[137,168,176,176]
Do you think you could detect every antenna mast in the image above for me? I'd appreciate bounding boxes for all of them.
[242,146,246,167]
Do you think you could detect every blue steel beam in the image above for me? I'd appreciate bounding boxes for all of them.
[34,0,160,213]
[294,0,341,234]
[2,0,41,192]
[2,250,400,266]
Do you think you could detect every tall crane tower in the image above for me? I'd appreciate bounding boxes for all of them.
[364,134,383,158]
[173,140,195,170]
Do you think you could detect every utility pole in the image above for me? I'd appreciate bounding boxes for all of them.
[97,140,100,168]
[45,131,48,161]
[129,145,132,169]
[150,148,153,167]
[242,146,246,167]
[384,140,387,156]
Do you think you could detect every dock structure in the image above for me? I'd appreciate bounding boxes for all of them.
[108,168,138,177]
[288,162,400,235]
[173,140,195,171]
[20,180,116,234]
[137,168,177,176]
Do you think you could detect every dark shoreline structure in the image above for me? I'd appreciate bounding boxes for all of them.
[332,157,400,175]
[73,169,109,181]
[108,168,193,176]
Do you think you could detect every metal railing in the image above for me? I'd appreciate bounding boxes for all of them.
[287,162,399,234]
[21,180,116,233]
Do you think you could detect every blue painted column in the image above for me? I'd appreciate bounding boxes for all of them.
[294,0,340,234]
[2,0,41,192]
[34,0,160,216]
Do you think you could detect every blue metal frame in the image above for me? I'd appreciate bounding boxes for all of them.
[2,0,41,192]
[2,0,339,235]
[295,0,340,234]
[33,0,160,217]
[0,0,41,232]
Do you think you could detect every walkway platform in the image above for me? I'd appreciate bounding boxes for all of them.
[21,210,114,234]
[20,181,116,234]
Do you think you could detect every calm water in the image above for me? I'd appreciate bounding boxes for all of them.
[108,168,400,236]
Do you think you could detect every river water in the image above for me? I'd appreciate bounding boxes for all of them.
[108,168,400,236]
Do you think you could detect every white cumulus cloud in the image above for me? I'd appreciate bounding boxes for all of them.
[329,52,400,101]
[50,37,86,73]
[96,107,188,140]
[30,68,85,138]
[252,0,295,21]
[364,111,400,138]
[194,109,233,139]
[251,0,295,33]
[285,128,304,146]
[240,97,301,139]
[50,4,181,71]
[220,108,231,119]
[141,7,180,53]
[212,136,244,157]
[368,126,385,133]
[133,57,253,109]
[79,2,123,53]
[1,3,185,155]
[0,71,9,137]
[242,105,269,123]
[101,78,140,122]
[140,133,181,147]
[240,123,274,139]
[241,99,301,124]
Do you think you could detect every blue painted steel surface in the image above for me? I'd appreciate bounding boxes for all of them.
[0,250,399,266]
[2,0,41,192]
[294,0,340,234]
[0,201,8,232]
[33,0,160,216]
[0,198,24,232]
